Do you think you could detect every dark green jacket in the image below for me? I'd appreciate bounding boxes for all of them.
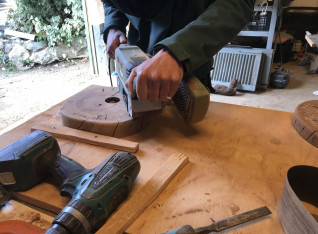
[101,0,254,88]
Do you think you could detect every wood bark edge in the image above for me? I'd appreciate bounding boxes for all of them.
[278,166,318,233]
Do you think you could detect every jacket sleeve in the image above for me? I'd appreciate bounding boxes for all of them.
[100,0,129,43]
[153,0,255,73]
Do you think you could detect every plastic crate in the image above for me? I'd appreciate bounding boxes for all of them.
[243,11,272,31]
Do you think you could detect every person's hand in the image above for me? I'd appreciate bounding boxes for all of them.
[106,28,127,59]
[125,49,184,104]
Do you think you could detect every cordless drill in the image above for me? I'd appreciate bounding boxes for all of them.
[0,130,140,233]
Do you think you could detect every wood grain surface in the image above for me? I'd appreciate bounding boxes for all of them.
[292,100,318,148]
[60,85,146,137]
[0,88,317,233]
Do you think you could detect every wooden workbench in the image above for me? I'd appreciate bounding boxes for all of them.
[0,89,317,233]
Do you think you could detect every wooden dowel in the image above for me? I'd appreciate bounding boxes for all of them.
[4,29,36,41]
[31,124,139,153]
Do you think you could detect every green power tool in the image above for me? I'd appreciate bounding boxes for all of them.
[0,130,140,233]
[115,45,210,123]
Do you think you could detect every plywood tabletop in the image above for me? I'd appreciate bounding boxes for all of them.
[0,87,317,234]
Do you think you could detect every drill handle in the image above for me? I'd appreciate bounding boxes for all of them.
[49,154,88,197]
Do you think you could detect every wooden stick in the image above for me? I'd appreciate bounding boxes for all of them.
[12,182,67,215]
[31,124,139,153]
[305,32,317,48]
[305,35,317,48]
[4,29,36,41]
[96,153,189,234]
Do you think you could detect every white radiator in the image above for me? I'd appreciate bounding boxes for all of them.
[210,47,267,91]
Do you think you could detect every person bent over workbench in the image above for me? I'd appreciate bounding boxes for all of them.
[101,0,255,104]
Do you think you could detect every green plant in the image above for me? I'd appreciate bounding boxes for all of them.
[6,0,85,47]
[23,58,31,64]
[0,51,16,72]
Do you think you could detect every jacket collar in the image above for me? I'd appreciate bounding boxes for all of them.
[110,0,169,20]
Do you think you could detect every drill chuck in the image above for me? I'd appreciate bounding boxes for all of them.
[45,224,69,234]
[46,199,97,234]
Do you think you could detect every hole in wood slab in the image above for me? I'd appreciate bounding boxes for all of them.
[105,97,120,103]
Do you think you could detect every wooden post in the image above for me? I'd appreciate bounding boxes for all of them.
[81,0,106,76]
[81,0,96,74]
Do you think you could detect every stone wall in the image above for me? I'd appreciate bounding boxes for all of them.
[0,30,88,70]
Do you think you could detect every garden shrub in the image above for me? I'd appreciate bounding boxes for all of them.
[6,0,85,47]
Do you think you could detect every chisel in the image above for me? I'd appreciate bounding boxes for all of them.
[164,206,271,234]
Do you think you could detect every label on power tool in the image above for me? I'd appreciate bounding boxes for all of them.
[92,166,119,189]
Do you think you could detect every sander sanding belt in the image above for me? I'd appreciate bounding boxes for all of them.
[278,165,318,234]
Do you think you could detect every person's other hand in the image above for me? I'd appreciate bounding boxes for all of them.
[125,49,184,104]
[106,28,127,59]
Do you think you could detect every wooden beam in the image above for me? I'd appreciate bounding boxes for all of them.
[83,0,105,75]
[305,31,317,48]
[4,29,36,41]
[12,182,68,215]
[81,0,96,74]
[305,35,317,48]
[31,124,139,153]
[92,24,108,80]
[96,153,189,234]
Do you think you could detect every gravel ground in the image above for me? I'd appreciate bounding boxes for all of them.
[0,4,107,134]
[0,58,105,134]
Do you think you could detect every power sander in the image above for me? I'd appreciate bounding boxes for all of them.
[114,45,210,123]
[0,130,140,233]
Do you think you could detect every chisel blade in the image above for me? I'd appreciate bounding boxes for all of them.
[195,206,271,233]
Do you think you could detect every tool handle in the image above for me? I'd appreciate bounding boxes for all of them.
[163,225,196,234]
[206,206,271,232]
[165,206,271,234]
[125,61,141,98]
[112,69,138,98]
[49,154,88,197]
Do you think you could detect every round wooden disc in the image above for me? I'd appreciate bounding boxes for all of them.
[292,100,318,148]
[60,85,145,137]
[0,220,45,234]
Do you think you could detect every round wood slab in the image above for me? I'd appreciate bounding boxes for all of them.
[0,220,45,234]
[60,85,145,138]
[292,100,318,148]
[278,166,318,233]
